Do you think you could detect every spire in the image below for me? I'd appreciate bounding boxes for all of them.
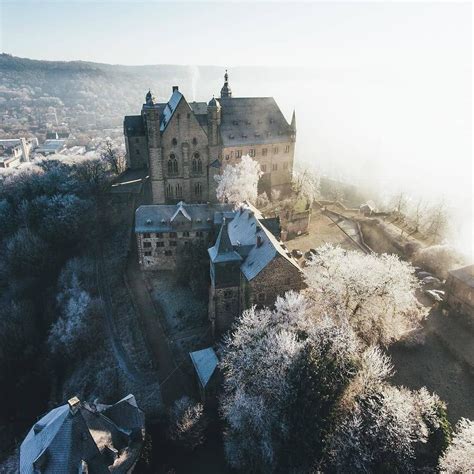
[220,69,232,98]
[208,218,241,263]
[290,109,296,131]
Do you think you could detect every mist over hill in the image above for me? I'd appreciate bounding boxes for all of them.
[1,54,471,257]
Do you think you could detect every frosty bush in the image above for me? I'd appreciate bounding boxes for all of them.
[413,244,464,280]
[439,418,474,473]
[168,396,208,450]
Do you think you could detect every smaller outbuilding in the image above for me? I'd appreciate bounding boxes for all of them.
[189,347,220,404]
[445,264,474,320]
[20,394,145,473]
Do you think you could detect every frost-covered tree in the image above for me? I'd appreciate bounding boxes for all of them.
[292,166,320,207]
[327,385,450,472]
[214,154,262,204]
[100,138,127,175]
[220,292,449,472]
[305,244,426,346]
[439,418,474,473]
[168,396,208,450]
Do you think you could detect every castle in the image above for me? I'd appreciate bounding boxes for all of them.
[135,201,305,335]
[124,71,296,203]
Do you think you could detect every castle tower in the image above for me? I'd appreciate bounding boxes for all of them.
[220,69,232,99]
[208,218,242,335]
[207,96,221,202]
[143,90,164,203]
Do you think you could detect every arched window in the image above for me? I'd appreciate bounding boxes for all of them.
[192,137,197,145]
[192,152,202,174]
[165,183,173,198]
[175,183,182,199]
[171,138,177,146]
[194,182,202,198]
[167,154,178,175]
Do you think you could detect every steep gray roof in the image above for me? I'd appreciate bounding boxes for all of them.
[189,347,219,388]
[160,90,183,132]
[135,202,235,233]
[208,219,243,263]
[20,395,145,474]
[219,97,292,146]
[228,204,300,280]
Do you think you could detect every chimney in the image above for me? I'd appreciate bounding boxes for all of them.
[68,396,81,415]
[257,236,263,248]
[172,86,179,92]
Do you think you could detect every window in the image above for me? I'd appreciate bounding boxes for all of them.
[135,138,139,143]
[224,302,231,311]
[285,145,290,153]
[272,163,278,171]
[156,233,163,238]
[192,137,197,145]
[273,146,279,154]
[192,153,202,174]
[169,241,177,247]
[187,113,191,119]
[165,250,173,256]
[143,233,150,238]
[261,164,267,173]
[194,182,202,198]
[196,231,203,237]
[225,155,230,160]
[156,241,164,247]
[175,183,182,199]
[183,231,190,237]
[166,183,173,198]
[143,242,152,248]
[169,232,177,238]
[249,148,256,157]
[236,150,242,158]
[135,149,140,155]
[283,162,288,170]
[262,148,268,156]
[224,290,232,299]
[257,293,265,303]
[285,277,291,285]
[168,154,178,175]
[172,138,178,146]
[144,251,152,256]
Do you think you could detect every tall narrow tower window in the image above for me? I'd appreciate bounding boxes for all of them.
[192,153,202,174]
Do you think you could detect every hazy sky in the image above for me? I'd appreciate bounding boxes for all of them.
[1,1,472,256]
[1,1,471,69]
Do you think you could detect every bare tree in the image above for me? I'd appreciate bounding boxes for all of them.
[100,139,127,175]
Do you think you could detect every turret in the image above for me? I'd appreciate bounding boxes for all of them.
[207,96,221,146]
[220,69,232,98]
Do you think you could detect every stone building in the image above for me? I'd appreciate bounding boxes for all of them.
[20,394,145,473]
[135,201,303,334]
[445,264,474,319]
[124,71,296,204]
[208,203,305,334]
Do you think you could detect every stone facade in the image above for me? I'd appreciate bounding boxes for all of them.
[446,265,474,319]
[124,72,296,204]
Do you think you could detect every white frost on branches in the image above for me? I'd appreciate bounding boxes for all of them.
[214,154,262,204]
[305,244,426,346]
[439,418,474,473]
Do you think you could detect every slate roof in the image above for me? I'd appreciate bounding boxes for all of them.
[449,265,474,288]
[219,97,293,146]
[189,348,219,388]
[225,203,300,281]
[135,202,235,233]
[208,219,243,263]
[20,395,145,474]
